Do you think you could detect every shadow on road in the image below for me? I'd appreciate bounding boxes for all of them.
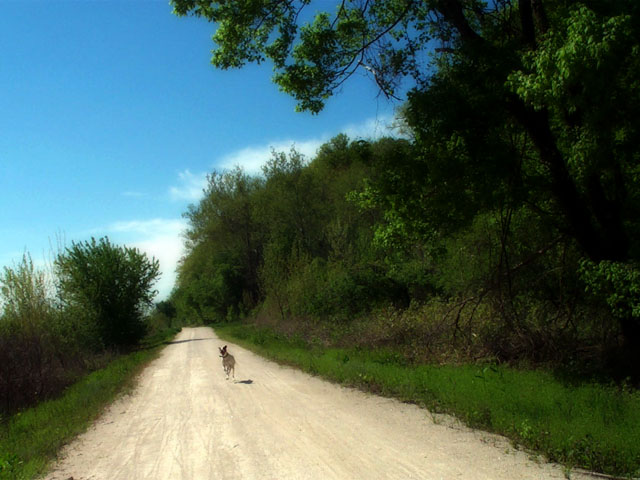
[235,379,253,385]
[165,338,212,345]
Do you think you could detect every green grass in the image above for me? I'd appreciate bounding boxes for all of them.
[0,327,180,480]
[215,322,640,478]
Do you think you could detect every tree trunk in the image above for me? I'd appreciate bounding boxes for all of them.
[507,101,628,261]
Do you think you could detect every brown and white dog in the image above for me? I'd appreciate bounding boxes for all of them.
[218,345,235,380]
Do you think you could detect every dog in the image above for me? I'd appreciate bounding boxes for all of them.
[218,345,236,380]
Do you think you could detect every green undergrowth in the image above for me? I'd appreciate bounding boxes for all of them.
[214,322,640,478]
[0,327,181,480]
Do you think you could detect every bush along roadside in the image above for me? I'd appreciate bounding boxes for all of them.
[0,327,181,480]
[214,322,640,479]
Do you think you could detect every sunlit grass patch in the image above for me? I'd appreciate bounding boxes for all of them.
[0,327,180,480]
[215,322,640,478]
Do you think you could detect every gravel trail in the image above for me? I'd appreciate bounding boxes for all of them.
[45,326,595,480]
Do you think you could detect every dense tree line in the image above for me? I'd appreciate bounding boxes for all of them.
[172,0,639,379]
[172,132,632,378]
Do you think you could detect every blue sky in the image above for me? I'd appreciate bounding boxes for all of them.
[1,0,403,300]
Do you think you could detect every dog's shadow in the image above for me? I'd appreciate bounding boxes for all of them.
[234,379,253,385]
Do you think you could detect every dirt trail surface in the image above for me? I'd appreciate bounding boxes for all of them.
[46,327,595,480]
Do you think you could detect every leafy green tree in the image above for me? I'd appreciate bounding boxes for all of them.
[155,300,177,320]
[55,237,160,348]
[173,0,640,358]
[259,148,330,259]
[175,242,244,322]
[395,3,640,350]
[0,253,101,411]
[181,167,265,317]
[171,0,429,113]
[172,0,639,258]
[0,253,52,329]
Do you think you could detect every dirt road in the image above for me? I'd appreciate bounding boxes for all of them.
[45,327,594,480]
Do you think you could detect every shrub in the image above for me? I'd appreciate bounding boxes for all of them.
[0,255,86,412]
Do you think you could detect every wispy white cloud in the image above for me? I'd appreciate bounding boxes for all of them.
[219,113,399,174]
[219,138,324,174]
[169,169,208,202]
[168,113,401,204]
[342,113,398,140]
[2,219,187,304]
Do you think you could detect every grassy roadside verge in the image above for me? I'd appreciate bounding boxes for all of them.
[215,322,640,479]
[0,327,181,480]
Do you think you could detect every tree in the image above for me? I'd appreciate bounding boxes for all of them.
[391,3,640,349]
[180,167,265,317]
[259,147,329,260]
[172,0,639,262]
[55,237,160,348]
[173,0,640,350]
[172,0,434,112]
[0,253,52,329]
[0,255,61,411]
[155,300,177,320]
[175,241,245,322]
